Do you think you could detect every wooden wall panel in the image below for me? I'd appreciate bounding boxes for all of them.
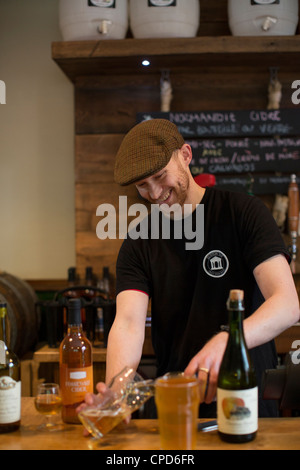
[198,0,230,36]
[75,76,160,135]
[76,169,146,280]
[75,69,296,135]
[76,134,124,183]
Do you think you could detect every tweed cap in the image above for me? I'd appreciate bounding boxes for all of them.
[114,119,185,186]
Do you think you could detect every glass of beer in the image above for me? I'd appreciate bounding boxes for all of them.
[34,383,63,431]
[78,366,154,439]
[155,372,200,450]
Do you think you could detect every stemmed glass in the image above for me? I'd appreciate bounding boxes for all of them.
[78,366,154,439]
[34,383,63,431]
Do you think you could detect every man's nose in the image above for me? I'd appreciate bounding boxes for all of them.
[149,183,162,201]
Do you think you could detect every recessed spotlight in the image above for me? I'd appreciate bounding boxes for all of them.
[142,59,151,67]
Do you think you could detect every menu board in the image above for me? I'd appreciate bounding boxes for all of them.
[137,110,300,194]
[188,137,300,175]
[137,109,300,137]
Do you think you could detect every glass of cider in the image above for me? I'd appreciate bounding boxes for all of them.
[78,366,154,439]
[155,372,200,450]
[34,383,63,431]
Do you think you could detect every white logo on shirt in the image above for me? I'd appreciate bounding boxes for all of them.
[203,250,229,278]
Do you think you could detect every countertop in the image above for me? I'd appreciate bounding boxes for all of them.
[1,398,300,451]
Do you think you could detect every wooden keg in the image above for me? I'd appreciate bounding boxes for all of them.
[0,271,39,357]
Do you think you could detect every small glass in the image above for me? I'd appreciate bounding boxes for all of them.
[34,383,63,431]
[78,366,154,439]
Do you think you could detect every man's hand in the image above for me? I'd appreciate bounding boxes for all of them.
[76,382,111,414]
[184,331,228,403]
[76,382,131,436]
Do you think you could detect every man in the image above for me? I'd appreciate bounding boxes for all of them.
[95,119,299,417]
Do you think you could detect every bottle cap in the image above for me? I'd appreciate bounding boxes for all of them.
[229,289,244,302]
[227,289,245,311]
[68,298,82,325]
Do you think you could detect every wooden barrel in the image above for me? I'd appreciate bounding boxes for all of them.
[0,271,39,357]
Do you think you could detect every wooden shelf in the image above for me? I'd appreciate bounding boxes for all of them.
[52,35,300,82]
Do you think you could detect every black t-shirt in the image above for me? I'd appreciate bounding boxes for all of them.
[116,187,290,417]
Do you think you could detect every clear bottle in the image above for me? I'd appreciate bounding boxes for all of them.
[0,302,21,433]
[59,298,93,424]
[217,289,258,443]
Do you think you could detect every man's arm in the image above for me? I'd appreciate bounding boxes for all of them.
[185,254,300,403]
[105,289,149,385]
[244,254,300,347]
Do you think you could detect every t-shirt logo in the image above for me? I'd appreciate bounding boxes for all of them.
[203,250,229,278]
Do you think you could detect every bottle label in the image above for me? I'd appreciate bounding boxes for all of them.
[60,365,93,406]
[217,387,258,435]
[149,0,176,6]
[0,377,21,424]
[88,0,115,7]
[251,0,279,4]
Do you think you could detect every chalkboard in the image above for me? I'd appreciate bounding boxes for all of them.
[136,110,300,194]
[188,137,300,175]
[137,109,300,137]
[215,174,300,195]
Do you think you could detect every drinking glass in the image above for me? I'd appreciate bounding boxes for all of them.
[78,366,154,439]
[155,372,200,450]
[34,383,63,431]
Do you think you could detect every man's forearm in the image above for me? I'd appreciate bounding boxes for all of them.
[244,292,299,350]
[105,321,145,385]
[245,255,300,349]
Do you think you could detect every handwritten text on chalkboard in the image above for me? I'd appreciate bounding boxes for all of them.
[188,137,300,174]
[137,109,300,137]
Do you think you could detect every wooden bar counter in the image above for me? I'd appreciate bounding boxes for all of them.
[1,398,300,450]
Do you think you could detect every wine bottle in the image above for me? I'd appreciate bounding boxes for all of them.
[59,298,93,424]
[0,302,21,433]
[217,289,258,443]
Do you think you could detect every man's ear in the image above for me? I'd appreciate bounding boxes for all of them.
[180,144,193,167]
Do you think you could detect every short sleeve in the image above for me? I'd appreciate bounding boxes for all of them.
[237,195,290,272]
[116,237,152,297]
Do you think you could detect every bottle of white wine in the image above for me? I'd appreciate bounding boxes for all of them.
[0,302,21,433]
[217,289,257,443]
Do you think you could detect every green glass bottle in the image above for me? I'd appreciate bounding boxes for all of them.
[0,302,21,433]
[217,289,257,443]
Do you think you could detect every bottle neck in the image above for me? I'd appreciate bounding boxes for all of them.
[67,307,83,334]
[228,308,245,346]
[67,324,83,335]
[0,305,7,344]
[0,306,7,364]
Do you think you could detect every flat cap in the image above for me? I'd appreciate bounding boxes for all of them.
[114,119,185,186]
